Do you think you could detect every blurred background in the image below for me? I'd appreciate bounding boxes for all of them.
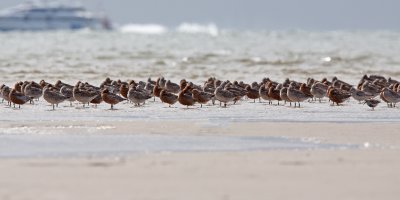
[1,0,400,30]
[0,0,399,85]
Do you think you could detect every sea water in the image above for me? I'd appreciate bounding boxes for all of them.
[1,29,399,85]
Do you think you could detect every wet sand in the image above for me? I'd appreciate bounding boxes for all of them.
[1,121,400,200]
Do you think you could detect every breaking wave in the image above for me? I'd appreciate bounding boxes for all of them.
[176,23,219,36]
[119,24,168,34]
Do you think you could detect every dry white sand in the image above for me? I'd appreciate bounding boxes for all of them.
[1,121,400,200]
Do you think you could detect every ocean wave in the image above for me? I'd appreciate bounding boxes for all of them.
[119,24,168,34]
[176,23,219,36]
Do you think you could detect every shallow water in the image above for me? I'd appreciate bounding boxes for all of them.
[0,30,400,85]
[0,98,399,123]
[0,134,358,158]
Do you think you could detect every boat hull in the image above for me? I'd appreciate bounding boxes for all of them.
[0,17,99,31]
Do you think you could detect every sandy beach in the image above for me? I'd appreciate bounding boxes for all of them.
[1,121,400,200]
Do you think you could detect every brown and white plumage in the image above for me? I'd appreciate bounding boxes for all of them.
[350,87,374,103]
[380,88,400,107]
[73,85,99,106]
[364,99,380,110]
[160,89,178,107]
[259,84,273,104]
[245,85,260,103]
[60,86,75,106]
[192,89,214,107]
[43,86,69,110]
[178,86,195,107]
[101,89,126,109]
[24,82,43,100]
[9,89,31,108]
[287,83,311,107]
[165,80,180,94]
[128,87,152,106]
[279,87,293,106]
[268,84,282,105]
[361,82,380,97]
[310,82,328,102]
[215,83,236,107]
[327,86,351,106]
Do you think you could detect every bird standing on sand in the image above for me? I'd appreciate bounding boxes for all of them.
[160,89,178,107]
[310,82,327,103]
[287,83,312,108]
[327,86,351,106]
[1,85,12,106]
[279,87,292,106]
[73,85,99,107]
[268,84,282,105]
[43,86,69,110]
[245,85,260,103]
[259,84,273,105]
[128,86,152,106]
[364,99,380,110]
[380,88,400,107]
[361,82,380,97]
[178,85,195,108]
[24,82,42,103]
[349,87,374,103]
[101,89,126,110]
[60,86,75,106]
[9,89,31,109]
[215,84,236,107]
[192,89,214,108]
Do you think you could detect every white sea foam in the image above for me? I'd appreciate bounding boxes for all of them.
[119,24,168,34]
[176,23,219,36]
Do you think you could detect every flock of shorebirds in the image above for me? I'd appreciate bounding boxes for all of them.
[0,74,399,111]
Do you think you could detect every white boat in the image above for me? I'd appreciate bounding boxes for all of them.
[0,0,111,31]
